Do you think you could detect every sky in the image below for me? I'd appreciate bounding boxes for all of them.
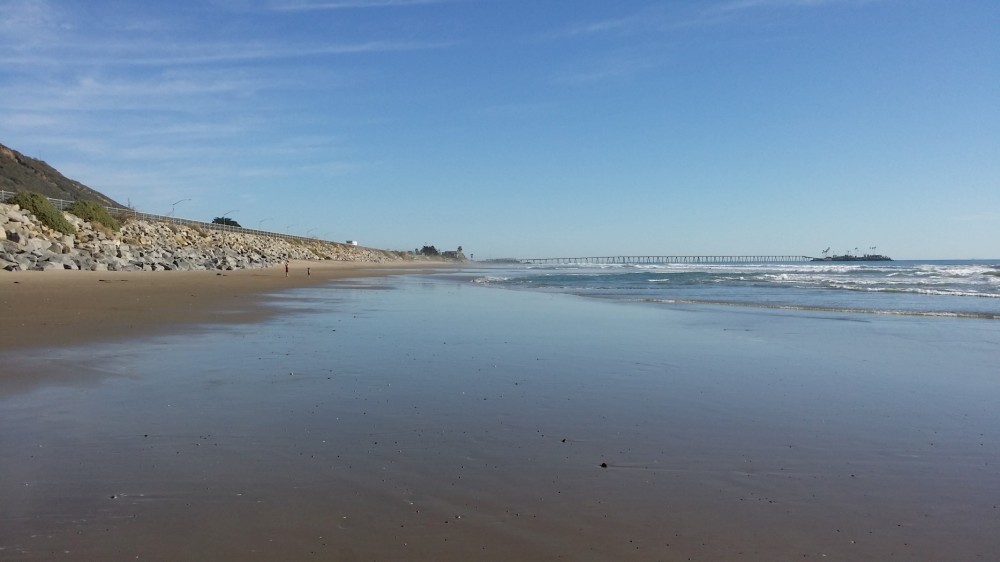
[1,0,997,260]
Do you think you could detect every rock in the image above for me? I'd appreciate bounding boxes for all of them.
[1,203,410,275]
[24,238,49,253]
[12,255,33,270]
[74,256,96,270]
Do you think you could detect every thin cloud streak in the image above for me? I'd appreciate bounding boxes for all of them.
[0,71,268,113]
[553,54,657,86]
[268,0,451,11]
[542,4,682,41]
[549,15,645,38]
[709,0,862,15]
[544,0,866,43]
[0,40,452,68]
[117,40,453,66]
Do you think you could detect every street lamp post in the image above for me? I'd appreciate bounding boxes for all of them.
[258,218,273,232]
[169,198,191,217]
[221,209,239,231]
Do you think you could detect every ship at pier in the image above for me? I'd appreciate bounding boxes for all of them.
[811,247,892,262]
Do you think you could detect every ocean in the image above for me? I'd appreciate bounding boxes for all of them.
[472,260,1000,319]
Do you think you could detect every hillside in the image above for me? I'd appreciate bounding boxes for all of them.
[0,142,122,207]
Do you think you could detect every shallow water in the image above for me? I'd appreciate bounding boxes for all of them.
[475,260,1000,319]
[2,273,999,560]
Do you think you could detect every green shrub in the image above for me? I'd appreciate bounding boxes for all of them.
[67,200,121,231]
[4,191,76,235]
[110,207,136,225]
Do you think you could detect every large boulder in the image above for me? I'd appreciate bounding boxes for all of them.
[5,209,28,223]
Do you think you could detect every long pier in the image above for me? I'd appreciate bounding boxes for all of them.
[520,255,813,265]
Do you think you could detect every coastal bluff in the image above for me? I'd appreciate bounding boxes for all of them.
[1,202,409,272]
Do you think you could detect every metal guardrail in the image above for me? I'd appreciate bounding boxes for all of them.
[0,189,338,245]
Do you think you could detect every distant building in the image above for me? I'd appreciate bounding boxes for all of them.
[346,240,358,246]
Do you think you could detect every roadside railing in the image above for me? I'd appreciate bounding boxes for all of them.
[0,189,337,245]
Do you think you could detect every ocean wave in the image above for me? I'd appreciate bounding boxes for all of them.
[633,298,1000,320]
[471,276,510,284]
[473,261,1000,317]
[860,287,1000,298]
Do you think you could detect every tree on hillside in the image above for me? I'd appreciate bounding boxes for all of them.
[419,245,439,256]
[212,216,241,227]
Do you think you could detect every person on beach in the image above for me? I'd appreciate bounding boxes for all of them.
[284,260,289,277]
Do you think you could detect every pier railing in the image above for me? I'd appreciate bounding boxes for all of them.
[521,255,813,265]
[0,189,336,245]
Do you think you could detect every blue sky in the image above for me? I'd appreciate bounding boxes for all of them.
[1,0,997,259]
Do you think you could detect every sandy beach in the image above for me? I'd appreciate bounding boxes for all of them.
[2,267,999,560]
[0,260,447,352]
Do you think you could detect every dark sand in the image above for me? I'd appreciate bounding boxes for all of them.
[0,260,446,352]
[2,270,999,560]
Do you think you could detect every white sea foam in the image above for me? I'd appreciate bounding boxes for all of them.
[472,276,510,284]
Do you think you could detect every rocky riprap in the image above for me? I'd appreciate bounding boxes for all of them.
[1,202,406,272]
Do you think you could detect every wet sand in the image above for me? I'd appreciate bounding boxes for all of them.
[2,271,999,560]
[0,260,447,352]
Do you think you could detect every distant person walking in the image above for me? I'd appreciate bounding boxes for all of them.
[284,260,289,277]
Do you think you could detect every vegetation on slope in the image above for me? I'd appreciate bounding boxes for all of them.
[68,200,122,232]
[4,190,76,235]
[0,142,122,207]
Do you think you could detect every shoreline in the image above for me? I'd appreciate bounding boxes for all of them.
[0,260,458,352]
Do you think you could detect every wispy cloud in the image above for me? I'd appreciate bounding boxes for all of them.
[267,0,452,11]
[0,1,397,202]
[546,0,871,42]
[708,0,869,15]
[126,40,451,66]
[538,6,672,85]
[552,15,646,38]
[0,0,453,70]
[553,53,657,86]
[0,69,267,113]
[544,5,681,41]
[0,0,69,53]
[0,38,451,68]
